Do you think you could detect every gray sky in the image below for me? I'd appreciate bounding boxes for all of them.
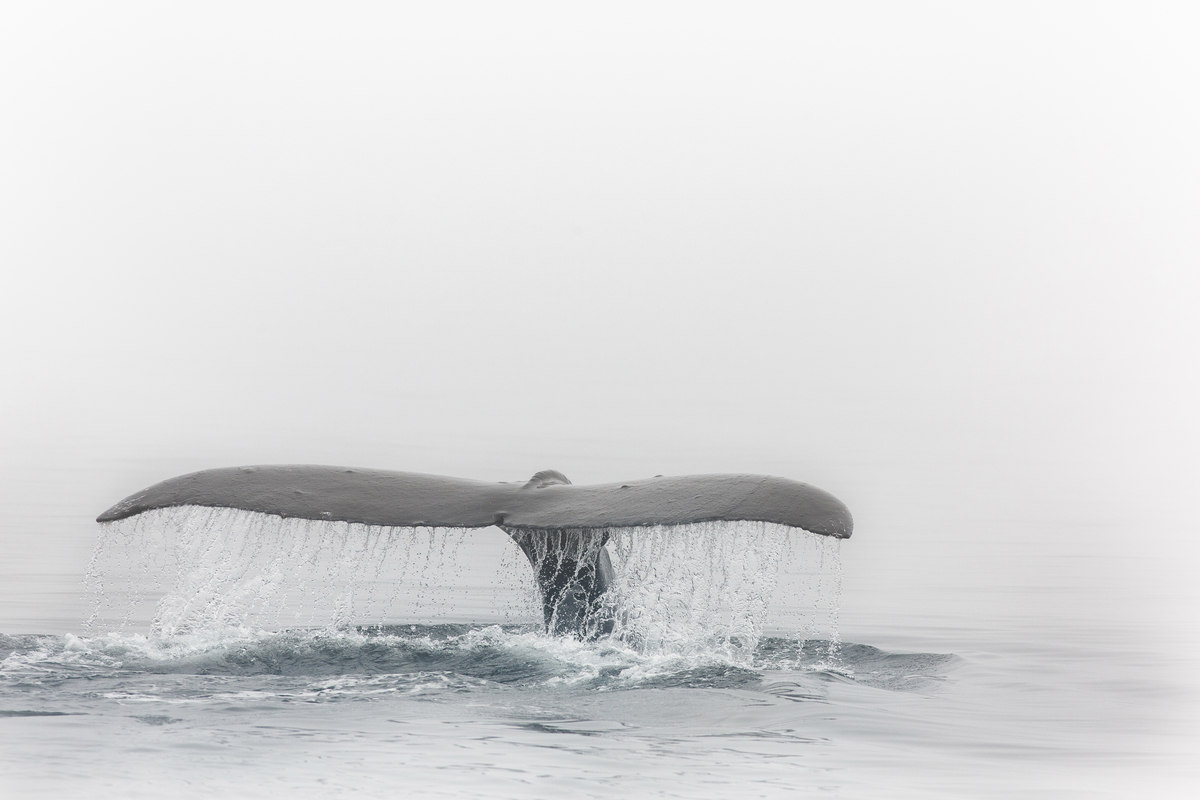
[2,4,1197,628]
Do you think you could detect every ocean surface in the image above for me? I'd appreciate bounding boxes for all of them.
[1,461,1196,799]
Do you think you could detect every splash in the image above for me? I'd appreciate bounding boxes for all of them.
[604,521,842,659]
[86,508,540,636]
[86,508,843,659]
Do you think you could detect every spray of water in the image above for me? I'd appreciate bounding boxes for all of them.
[85,507,843,659]
[602,521,842,659]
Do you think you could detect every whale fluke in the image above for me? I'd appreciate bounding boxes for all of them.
[96,466,852,637]
[96,466,853,537]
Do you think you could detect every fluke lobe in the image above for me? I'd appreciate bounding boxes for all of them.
[97,466,853,637]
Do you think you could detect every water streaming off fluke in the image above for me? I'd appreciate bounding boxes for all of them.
[86,507,843,660]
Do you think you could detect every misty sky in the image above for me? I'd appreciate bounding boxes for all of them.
[1,4,1197,611]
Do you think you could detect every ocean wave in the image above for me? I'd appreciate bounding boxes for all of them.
[0,627,954,693]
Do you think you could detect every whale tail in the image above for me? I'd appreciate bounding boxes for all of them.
[95,464,852,637]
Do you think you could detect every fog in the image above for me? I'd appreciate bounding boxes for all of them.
[1,5,1196,644]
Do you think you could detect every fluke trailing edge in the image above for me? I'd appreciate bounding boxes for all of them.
[97,466,853,636]
[97,466,853,536]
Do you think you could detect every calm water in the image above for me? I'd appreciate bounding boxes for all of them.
[1,463,1196,799]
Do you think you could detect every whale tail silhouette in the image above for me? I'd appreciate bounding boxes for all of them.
[96,465,852,638]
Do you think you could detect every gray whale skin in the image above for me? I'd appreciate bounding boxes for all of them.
[98,467,852,638]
